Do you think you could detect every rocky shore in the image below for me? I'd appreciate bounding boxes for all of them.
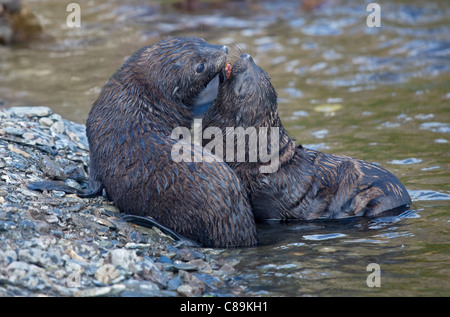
[0,106,245,297]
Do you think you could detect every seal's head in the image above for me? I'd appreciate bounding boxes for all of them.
[119,37,228,108]
[90,37,229,133]
[212,53,279,128]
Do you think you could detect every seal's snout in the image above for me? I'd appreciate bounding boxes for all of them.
[241,53,255,64]
[238,54,263,75]
[240,54,259,70]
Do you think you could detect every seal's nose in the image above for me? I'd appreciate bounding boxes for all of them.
[241,53,255,64]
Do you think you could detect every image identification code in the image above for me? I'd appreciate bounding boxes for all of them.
[180,301,268,313]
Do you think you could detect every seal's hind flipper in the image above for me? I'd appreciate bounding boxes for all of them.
[120,214,200,247]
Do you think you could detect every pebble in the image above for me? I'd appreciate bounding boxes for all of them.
[39,117,53,127]
[108,249,137,270]
[5,106,52,117]
[38,156,66,180]
[95,264,121,284]
[0,106,244,297]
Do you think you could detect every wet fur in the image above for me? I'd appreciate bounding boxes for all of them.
[202,54,411,220]
[58,38,258,247]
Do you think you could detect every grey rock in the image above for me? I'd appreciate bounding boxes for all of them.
[3,127,24,136]
[108,249,138,270]
[38,155,66,180]
[6,106,53,118]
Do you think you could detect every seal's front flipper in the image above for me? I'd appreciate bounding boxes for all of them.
[120,214,201,247]
[27,181,80,194]
[27,180,103,198]
[76,180,103,198]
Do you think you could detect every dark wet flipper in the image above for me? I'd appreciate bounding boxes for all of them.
[76,180,103,198]
[120,214,200,247]
[27,181,80,194]
[27,180,103,198]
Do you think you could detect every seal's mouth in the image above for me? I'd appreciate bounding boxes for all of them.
[218,61,232,85]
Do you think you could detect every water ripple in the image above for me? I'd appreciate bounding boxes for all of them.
[303,233,346,241]
[408,190,450,201]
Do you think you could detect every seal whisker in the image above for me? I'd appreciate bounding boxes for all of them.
[230,42,249,61]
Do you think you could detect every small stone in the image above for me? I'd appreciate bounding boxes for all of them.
[157,256,173,264]
[167,275,182,290]
[216,262,235,275]
[38,156,66,180]
[67,131,80,142]
[39,117,53,127]
[51,191,66,198]
[177,284,195,297]
[20,188,38,198]
[44,214,59,224]
[108,249,137,270]
[121,280,160,296]
[163,262,198,272]
[138,257,167,285]
[179,270,205,296]
[125,242,151,249]
[175,248,204,262]
[95,264,121,285]
[3,127,24,136]
[22,132,35,140]
[67,249,88,264]
[7,144,31,158]
[7,106,52,117]
[74,284,126,297]
[189,259,212,273]
[94,217,116,229]
[51,121,65,134]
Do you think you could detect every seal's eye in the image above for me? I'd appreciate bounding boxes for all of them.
[196,63,205,73]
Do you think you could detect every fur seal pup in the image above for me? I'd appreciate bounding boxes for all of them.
[202,54,411,220]
[29,38,258,248]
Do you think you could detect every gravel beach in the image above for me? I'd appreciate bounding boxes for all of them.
[0,106,246,297]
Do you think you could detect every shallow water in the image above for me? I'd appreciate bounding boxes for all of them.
[1,0,449,296]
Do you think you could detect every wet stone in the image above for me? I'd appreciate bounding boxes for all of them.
[38,156,66,180]
[3,127,24,136]
[163,262,199,272]
[95,264,121,285]
[39,117,53,127]
[5,106,52,118]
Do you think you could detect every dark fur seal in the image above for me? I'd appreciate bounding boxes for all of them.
[202,54,412,220]
[29,38,258,248]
